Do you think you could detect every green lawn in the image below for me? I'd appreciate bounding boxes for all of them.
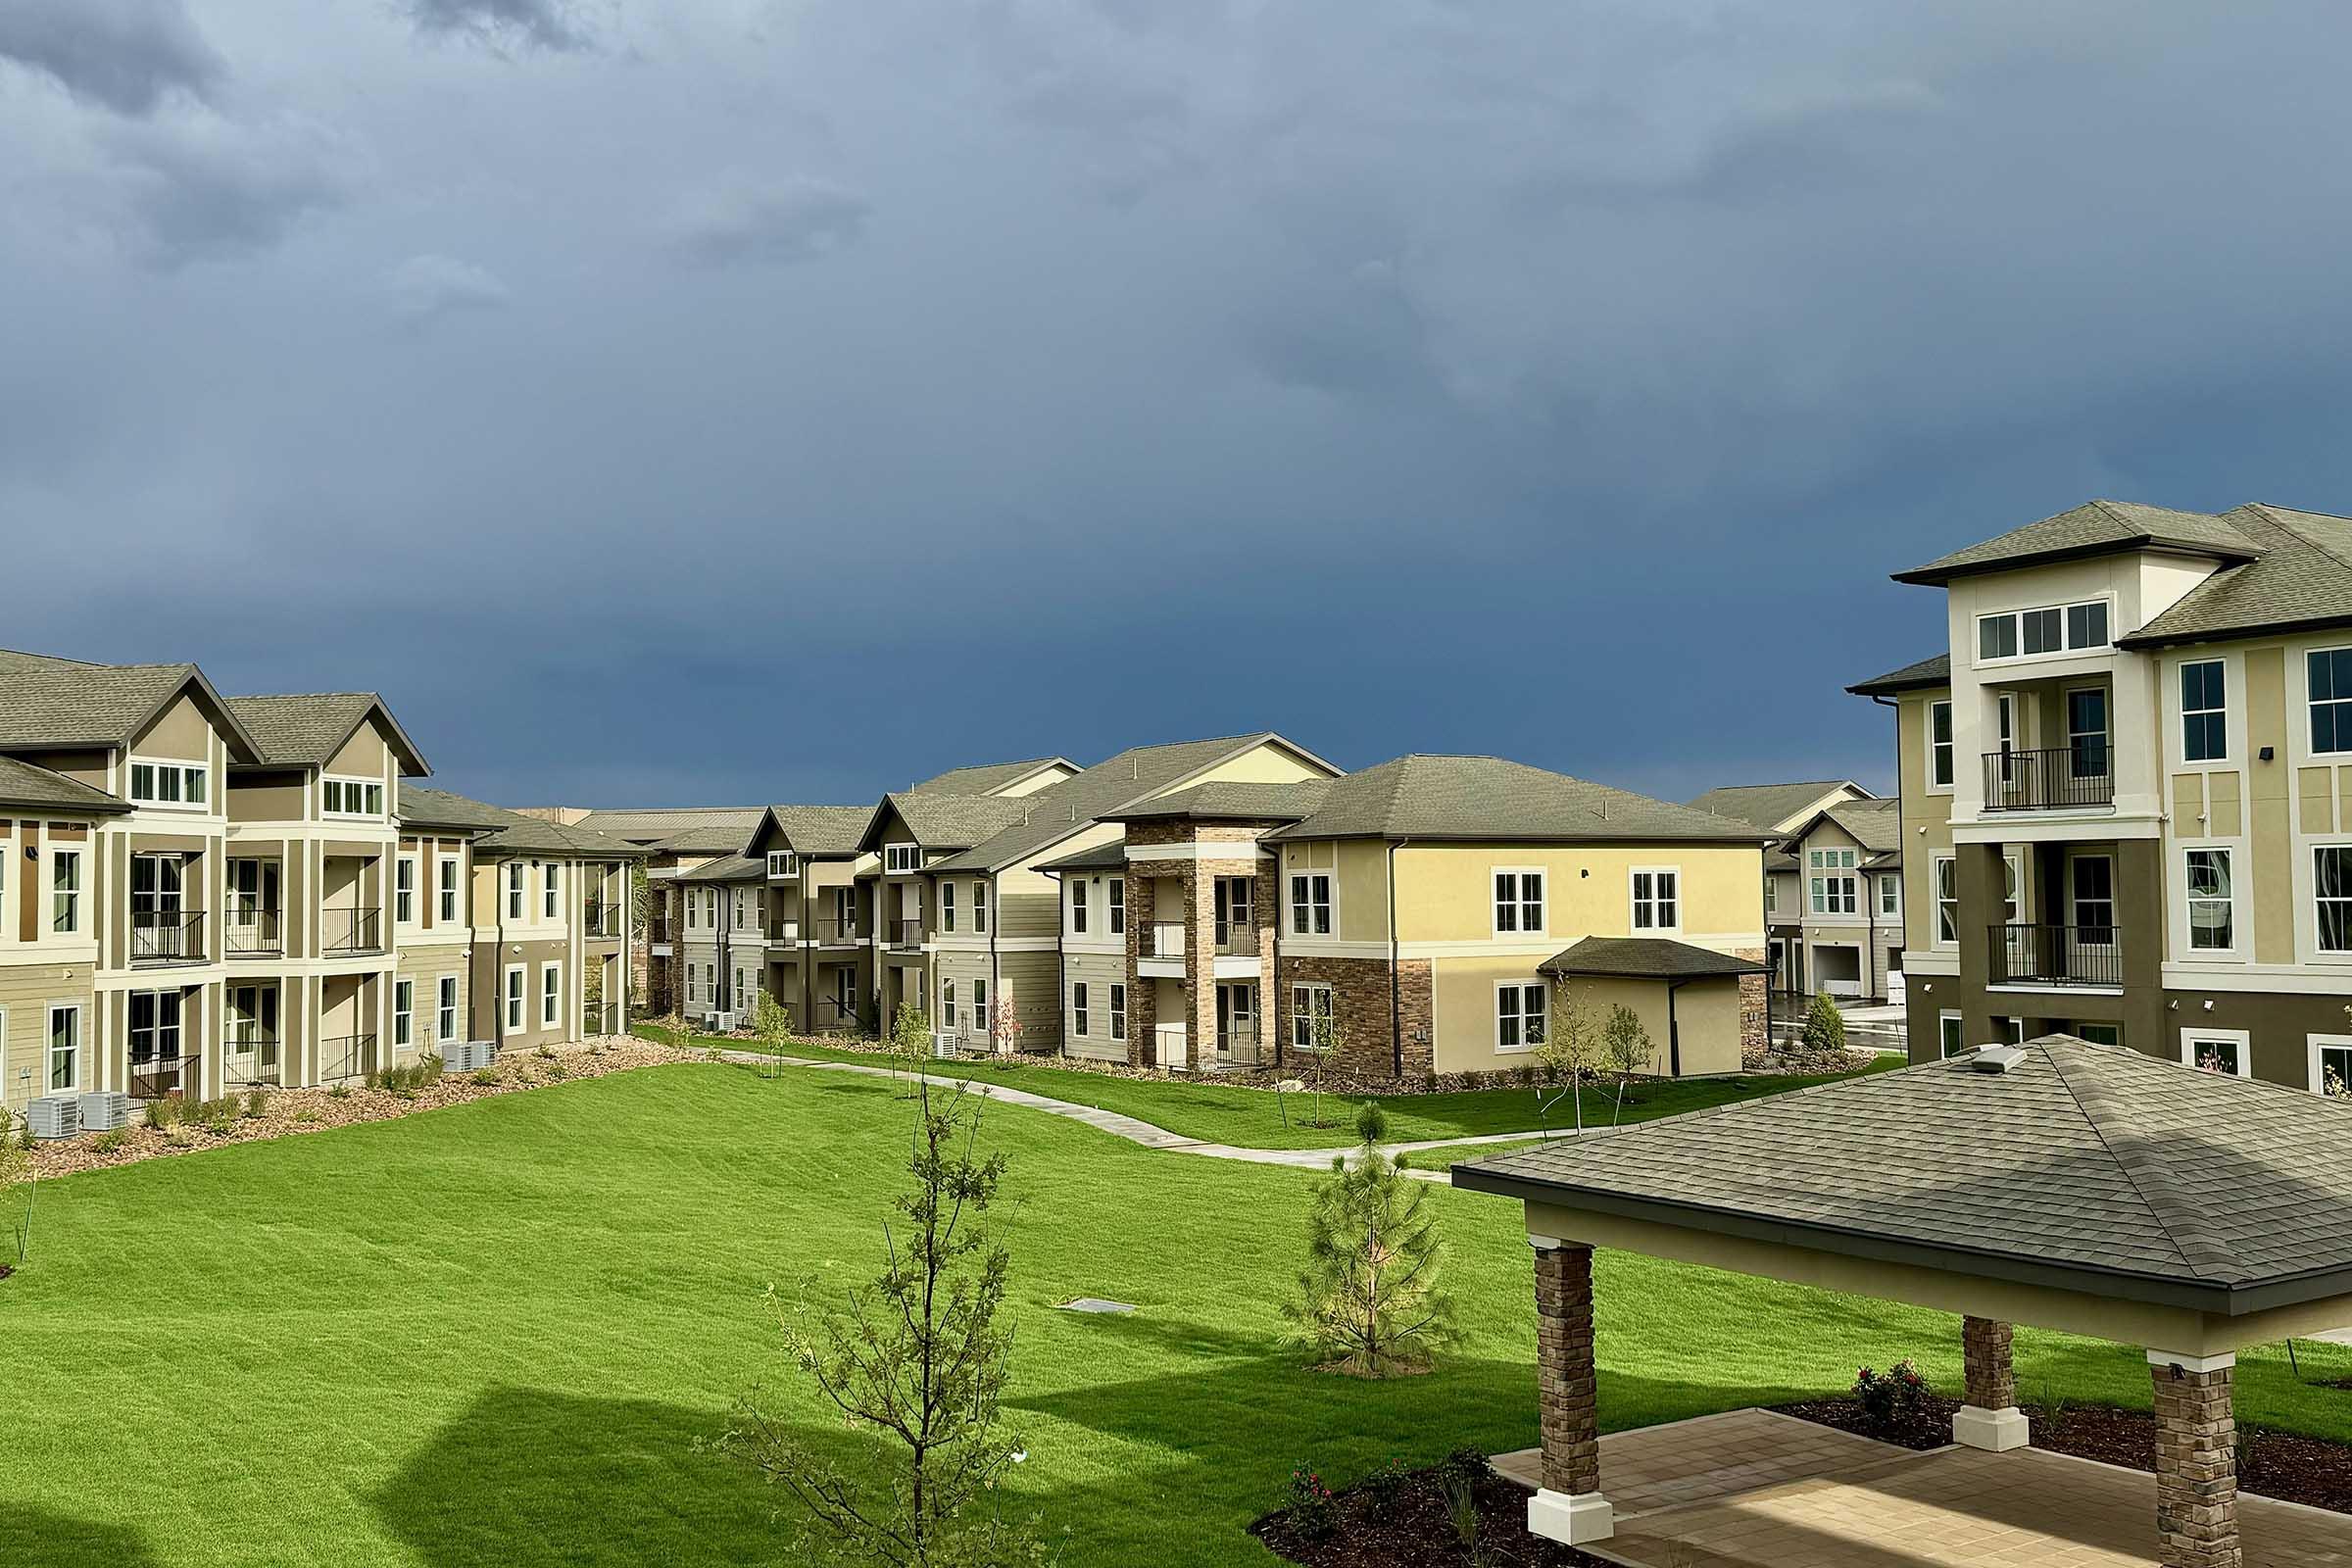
[640,1024,1903,1149]
[2,1059,2346,1568]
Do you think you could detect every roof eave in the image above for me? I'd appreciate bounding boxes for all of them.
[1891,536,2263,588]
[2117,609,2352,652]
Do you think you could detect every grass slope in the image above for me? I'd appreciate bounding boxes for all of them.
[0,1061,2343,1568]
[643,1025,1902,1149]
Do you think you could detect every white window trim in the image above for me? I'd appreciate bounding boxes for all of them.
[2178,656,2230,766]
[46,1000,83,1093]
[2308,1034,2352,1097]
[885,843,920,874]
[438,857,462,923]
[1290,981,1335,1051]
[437,973,462,1045]
[1936,1009,1966,1059]
[972,880,989,934]
[1973,594,2116,668]
[2180,1026,2253,1079]
[395,854,419,927]
[503,964,526,1033]
[1288,870,1337,938]
[321,773,387,819]
[1491,866,1547,939]
[2314,841,2352,959]
[1109,981,1127,1042]
[1926,699,1955,795]
[2180,845,2239,957]
[540,962,562,1028]
[1494,978,1546,1054]
[1877,874,1900,918]
[940,881,957,935]
[939,977,957,1033]
[505,862,526,922]
[1069,981,1090,1039]
[1930,852,1957,950]
[1107,877,1125,936]
[126,755,211,812]
[543,862,562,922]
[1629,865,1682,935]
[2307,644,2352,760]
[394,979,415,1048]
[48,843,84,937]
[765,851,800,879]
[1066,877,1089,936]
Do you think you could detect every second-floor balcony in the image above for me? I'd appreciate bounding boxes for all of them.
[1987,923,2122,989]
[131,909,206,965]
[815,915,862,946]
[1982,746,2113,811]
[1140,921,1186,959]
[766,918,801,944]
[886,918,923,952]
[581,900,625,938]
[321,907,386,956]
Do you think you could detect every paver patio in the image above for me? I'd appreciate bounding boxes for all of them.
[1497,1409,2352,1567]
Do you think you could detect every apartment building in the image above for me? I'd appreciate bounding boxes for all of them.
[1685,780,1884,997]
[1850,499,2352,1089]
[524,806,764,1014]
[0,648,640,1115]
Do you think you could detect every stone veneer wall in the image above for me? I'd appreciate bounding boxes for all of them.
[2152,1363,2239,1568]
[1737,951,1768,1065]
[1280,953,1433,1080]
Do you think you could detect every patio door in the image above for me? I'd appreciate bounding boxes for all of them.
[131,853,187,959]
[2067,688,2110,784]
[1215,983,1257,1063]
[225,859,278,953]
[226,983,280,1086]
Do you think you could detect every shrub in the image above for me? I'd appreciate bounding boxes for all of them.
[1440,1465,1480,1550]
[243,1086,269,1119]
[1360,1457,1410,1508]
[328,1085,351,1101]
[545,1062,568,1081]
[1443,1446,1492,1484]
[1284,1467,1337,1541]
[1852,1358,1929,1426]
[143,1099,171,1131]
[468,1068,497,1087]
[293,1108,319,1124]
[1354,1100,1388,1145]
[92,1127,134,1154]
[535,1045,556,1060]
[1284,1112,1456,1377]
[417,1054,445,1086]
[1802,992,1847,1054]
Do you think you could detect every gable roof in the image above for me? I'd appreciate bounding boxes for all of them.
[647,821,769,855]
[1684,780,1871,833]
[749,804,879,858]
[1266,755,1764,845]
[1541,937,1767,981]
[567,807,764,845]
[927,732,1338,874]
[672,853,765,884]
[0,755,129,815]
[1891,500,2263,586]
[1454,1037,2352,1313]
[1846,653,1950,697]
[396,783,644,858]
[225,693,429,775]
[0,649,263,760]
[1036,839,1132,874]
[862,791,1035,853]
[907,757,1080,796]
[2120,503,2352,649]
[1107,780,1332,823]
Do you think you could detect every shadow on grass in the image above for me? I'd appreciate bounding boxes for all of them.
[0,1506,160,1567]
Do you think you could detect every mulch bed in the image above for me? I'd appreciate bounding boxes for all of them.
[1775,1394,2352,1514]
[1251,1460,1610,1568]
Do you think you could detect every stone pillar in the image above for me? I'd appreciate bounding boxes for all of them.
[2150,1350,2239,1568]
[1184,862,1216,1068]
[1125,875,1154,1068]
[1952,1315,2030,1451]
[1527,1238,1612,1546]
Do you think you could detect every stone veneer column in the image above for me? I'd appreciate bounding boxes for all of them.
[1527,1238,1612,1545]
[1124,874,1154,1068]
[2150,1350,2240,1568]
[1184,860,1216,1070]
[1952,1316,2030,1451]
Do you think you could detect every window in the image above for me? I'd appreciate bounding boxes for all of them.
[437,975,460,1043]
[1807,851,1858,915]
[1495,981,1547,1053]
[704,963,714,1003]
[1928,701,1954,789]
[971,978,988,1033]
[2181,661,2227,762]
[2183,849,2233,952]
[940,882,956,934]
[1631,868,1679,931]
[940,979,957,1032]
[1493,870,1544,935]
[1067,878,1088,935]
[973,882,989,934]
[128,990,182,1065]
[51,848,81,935]
[542,964,561,1027]
[766,851,799,878]
[322,776,385,816]
[733,888,749,930]
[733,967,748,1008]
[1933,856,1957,944]
[504,967,525,1033]
[2182,1030,2250,1078]
[1763,879,1777,915]
[2310,649,2352,755]
[2070,855,2115,945]
[544,863,561,921]
[128,759,208,808]
[1290,872,1333,936]
[505,863,524,921]
[1109,982,1127,1042]
[2074,1022,2121,1048]
[885,844,920,873]
[2067,688,2110,779]
[396,857,417,924]
[1936,1011,1966,1059]
[1291,983,1335,1051]
[2318,846,2352,954]
[47,1004,79,1092]
[1878,875,1900,917]
[1071,981,1090,1038]
[2312,1037,2352,1097]
[1977,599,2109,662]
[395,980,415,1047]
[1107,878,1124,935]
[439,858,460,922]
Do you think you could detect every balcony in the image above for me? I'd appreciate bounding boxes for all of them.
[1216,1023,1262,1066]
[581,900,625,938]
[815,916,862,946]
[127,1051,194,1101]
[1140,921,1186,959]
[131,910,206,965]
[318,1033,380,1085]
[1982,747,2113,812]
[223,1034,282,1087]
[1987,923,2122,989]
[766,918,802,944]
[224,909,283,957]
[321,907,386,956]
[885,918,923,953]
[1215,918,1258,956]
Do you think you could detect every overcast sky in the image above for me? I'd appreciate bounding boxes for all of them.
[6,2,2351,808]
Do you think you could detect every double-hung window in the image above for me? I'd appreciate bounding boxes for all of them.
[395,980,415,1048]
[1107,878,1124,935]
[1807,850,1856,914]
[2184,849,2233,951]
[2311,650,2352,755]
[1495,981,1546,1053]
[2181,661,2228,762]
[1933,856,1957,944]
[765,852,799,879]
[544,864,561,921]
[941,883,956,934]
[542,965,561,1027]
[396,857,417,924]
[51,849,81,935]
[1070,982,1090,1038]
[1289,872,1333,936]
[504,967,525,1032]
[437,976,460,1042]
[1291,983,1335,1051]
[2317,846,2352,954]
[1630,868,1679,931]
[1493,870,1544,935]
[940,979,957,1032]
[970,978,988,1034]
[47,1004,79,1092]
[1109,982,1127,1041]
[1928,701,1954,789]
[505,863,525,920]
[972,882,989,934]
[439,858,460,922]
[1878,875,1899,917]
[1067,879,1088,935]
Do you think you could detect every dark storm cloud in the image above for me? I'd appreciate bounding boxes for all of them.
[0,0,224,116]
[99,111,352,268]
[397,0,589,52]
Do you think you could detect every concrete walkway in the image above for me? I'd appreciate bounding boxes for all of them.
[725,1049,1559,1174]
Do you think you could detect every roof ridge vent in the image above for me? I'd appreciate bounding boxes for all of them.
[1971,1044,2028,1074]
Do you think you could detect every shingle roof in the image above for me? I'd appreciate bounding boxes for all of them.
[756,804,879,858]
[1036,839,1131,874]
[1683,781,1870,833]
[1455,1037,2352,1310]
[396,783,644,858]
[672,853,765,884]
[0,756,128,815]
[1892,500,2263,586]
[869,792,1035,852]
[926,732,1331,873]
[2121,504,2352,649]
[1108,780,1332,822]
[907,757,1079,796]
[1846,653,1950,697]
[225,693,428,774]
[397,783,515,832]
[1822,797,1901,856]
[1266,756,1764,845]
[0,649,262,759]
[646,822,766,855]
[568,807,764,845]
[1540,937,1766,980]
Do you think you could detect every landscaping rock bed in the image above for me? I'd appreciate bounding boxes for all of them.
[25,1037,680,1178]
[1775,1395,2352,1514]
[1250,1457,1605,1568]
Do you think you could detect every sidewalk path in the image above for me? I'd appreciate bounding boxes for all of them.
[727,1049,1560,1177]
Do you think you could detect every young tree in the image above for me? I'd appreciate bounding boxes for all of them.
[988,995,1023,1060]
[1800,991,1846,1056]
[1282,1100,1455,1377]
[716,1075,1038,1567]
[0,1108,32,1274]
[754,989,796,1052]
[1535,977,1604,1135]
[1600,1004,1656,1125]
[1298,1005,1344,1129]
[891,1002,934,1098]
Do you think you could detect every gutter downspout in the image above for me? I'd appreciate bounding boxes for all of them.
[1387,838,1405,1079]
[1666,976,1689,1077]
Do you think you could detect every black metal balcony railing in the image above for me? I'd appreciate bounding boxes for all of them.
[128,1052,193,1101]
[1987,923,2123,988]
[1215,918,1258,956]
[225,909,283,956]
[318,1033,379,1085]
[813,998,873,1033]
[816,916,862,945]
[887,918,923,952]
[1982,747,2114,811]
[131,910,206,964]
[1139,921,1185,959]
[223,1035,282,1087]
[322,907,385,956]
[582,901,624,938]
